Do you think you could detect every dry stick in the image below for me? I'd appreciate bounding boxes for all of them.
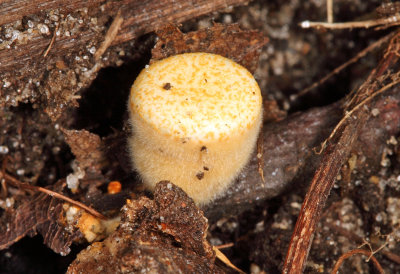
[326,222,400,265]
[1,171,106,220]
[256,130,265,183]
[375,21,400,31]
[327,0,333,23]
[214,247,246,274]
[282,34,400,273]
[364,241,388,261]
[317,77,400,154]
[291,32,394,102]
[43,24,59,57]
[383,251,400,265]
[0,178,7,198]
[214,242,234,249]
[300,14,400,29]
[282,118,365,273]
[94,9,124,61]
[330,249,384,274]
[0,159,8,198]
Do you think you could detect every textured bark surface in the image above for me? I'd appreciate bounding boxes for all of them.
[67,182,223,274]
[2,1,400,273]
[0,0,250,68]
[204,90,400,221]
[0,0,249,120]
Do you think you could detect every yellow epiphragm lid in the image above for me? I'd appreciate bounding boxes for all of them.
[130,53,262,143]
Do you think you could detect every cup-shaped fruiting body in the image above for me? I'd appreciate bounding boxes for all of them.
[128,52,262,205]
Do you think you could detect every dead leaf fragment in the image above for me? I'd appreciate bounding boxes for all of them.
[214,246,245,273]
[62,129,103,172]
[152,23,269,73]
[0,180,81,255]
[67,181,224,273]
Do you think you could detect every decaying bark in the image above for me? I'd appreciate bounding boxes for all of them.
[282,32,400,273]
[2,2,400,272]
[67,181,224,273]
[2,87,398,257]
[205,88,400,221]
[0,0,250,120]
[152,24,268,74]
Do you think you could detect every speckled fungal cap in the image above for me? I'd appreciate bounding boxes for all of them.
[129,52,262,205]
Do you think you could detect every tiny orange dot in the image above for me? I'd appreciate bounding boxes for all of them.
[108,181,122,194]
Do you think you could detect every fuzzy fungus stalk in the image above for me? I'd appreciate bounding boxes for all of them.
[128,53,263,205]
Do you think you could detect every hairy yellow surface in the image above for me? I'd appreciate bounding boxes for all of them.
[129,53,262,205]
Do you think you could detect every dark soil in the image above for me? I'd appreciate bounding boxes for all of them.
[1,0,400,273]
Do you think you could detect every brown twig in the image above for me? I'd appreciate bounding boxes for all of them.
[330,249,384,274]
[256,130,265,184]
[383,251,400,265]
[326,222,400,265]
[317,76,400,154]
[375,22,400,31]
[0,178,7,198]
[327,0,333,23]
[291,32,394,102]
[282,118,365,273]
[43,24,59,57]
[214,247,245,274]
[214,242,234,249]
[205,88,400,221]
[94,9,124,61]
[0,157,8,198]
[300,14,400,29]
[0,171,106,220]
